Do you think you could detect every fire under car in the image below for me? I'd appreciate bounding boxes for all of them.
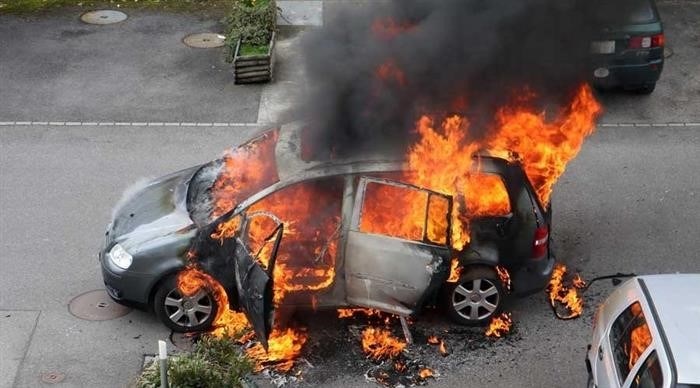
[99,122,555,340]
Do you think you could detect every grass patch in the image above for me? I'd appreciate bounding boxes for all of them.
[239,42,268,56]
[0,0,234,14]
[136,335,253,388]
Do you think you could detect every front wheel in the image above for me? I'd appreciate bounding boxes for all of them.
[444,266,504,326]
[153,274,218,332]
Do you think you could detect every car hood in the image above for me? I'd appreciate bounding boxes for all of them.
[109,166,199,251]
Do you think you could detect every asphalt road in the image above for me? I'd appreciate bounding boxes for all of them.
[1,1,699,387]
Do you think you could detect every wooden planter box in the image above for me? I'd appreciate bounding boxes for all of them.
[233,32,276,84]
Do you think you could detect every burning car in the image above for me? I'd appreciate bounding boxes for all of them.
[99,121,555,338]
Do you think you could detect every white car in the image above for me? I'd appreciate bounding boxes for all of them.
[586,274,700,388]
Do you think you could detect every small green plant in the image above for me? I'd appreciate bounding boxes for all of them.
[225,0,276,58]
[136,335,253,388]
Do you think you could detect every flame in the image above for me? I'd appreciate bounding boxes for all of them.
[447,258,461,282]
[419,368,434,379]
[427,335,440,345]
[438,340,448,356]
[371,19,415,40]
[627,304,652,370]
[400,84,601,252]
[337,308,384,319]
[176,266,250,337]
[376,60,406,86]
[361,327,407,361]
[485,312,513,338]
[245,327,308,373]
[496,265,512,292]
[177,267,308,372]
[211,130,279,218]
[210,215,241,244]
[547,263,585,319]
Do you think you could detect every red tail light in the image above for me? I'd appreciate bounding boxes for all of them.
[532,225,549,259]
[628,33,664,49]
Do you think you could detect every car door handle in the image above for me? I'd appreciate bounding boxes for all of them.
[598,346,604,361]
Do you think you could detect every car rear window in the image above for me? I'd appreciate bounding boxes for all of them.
[585,0,657,24]
[610,301,654,384]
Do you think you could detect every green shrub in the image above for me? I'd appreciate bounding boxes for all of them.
[135,336,253,388]
[225,0,276,57]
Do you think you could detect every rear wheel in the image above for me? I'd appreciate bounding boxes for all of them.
[153,274,217,332]
[444,266,504,326]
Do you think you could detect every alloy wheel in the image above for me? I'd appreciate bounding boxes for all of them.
[451,278,500,321]
[163,288,214,328]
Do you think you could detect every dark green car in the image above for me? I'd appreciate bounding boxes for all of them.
[587,0,664,94]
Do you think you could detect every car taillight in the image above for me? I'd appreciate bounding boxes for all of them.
[629,33,664,49]
[532,225,549,259]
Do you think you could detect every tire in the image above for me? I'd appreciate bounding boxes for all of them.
[635,82,656,94]
[444,266,504,326]
[153,274,218,332]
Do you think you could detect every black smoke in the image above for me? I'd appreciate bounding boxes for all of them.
[299,0,605,158]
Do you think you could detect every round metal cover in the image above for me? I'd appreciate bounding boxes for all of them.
[41,371,65,384]
[80,10,128,25]
[68,289,131,321]
[183,33,226,48]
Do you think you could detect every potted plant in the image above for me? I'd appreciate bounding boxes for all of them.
[226,0,277,84]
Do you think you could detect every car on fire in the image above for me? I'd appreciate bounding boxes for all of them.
[586,274,700,388]
[100,122,555,341]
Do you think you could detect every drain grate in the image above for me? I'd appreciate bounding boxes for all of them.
[183,33,226,48]
[40,371,65,384]
[80,10,128,25]
[68,289,131,321]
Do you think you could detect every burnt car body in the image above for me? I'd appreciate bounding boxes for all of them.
[100,122,555,337]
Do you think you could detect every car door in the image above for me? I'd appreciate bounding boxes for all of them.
[232,214,283,350]
[344,176,453,316]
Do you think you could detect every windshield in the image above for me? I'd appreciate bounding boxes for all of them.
[187,130,280,226]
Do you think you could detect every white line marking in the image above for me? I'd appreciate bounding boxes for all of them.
[668,123,685,127]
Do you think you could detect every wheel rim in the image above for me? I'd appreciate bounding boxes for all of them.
[452,278,500,321]
[163,288,213,327]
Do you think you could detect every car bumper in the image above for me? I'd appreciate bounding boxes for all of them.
[99,249,150,309]
[591,59,663,88]
[512,253,555,296]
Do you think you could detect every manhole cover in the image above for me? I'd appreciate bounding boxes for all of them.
[183,33,226,48]
[80,10,128,25]
[68,289,131,321]
[41,371,65,384]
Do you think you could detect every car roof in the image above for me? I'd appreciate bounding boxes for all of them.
[638,274,700,384]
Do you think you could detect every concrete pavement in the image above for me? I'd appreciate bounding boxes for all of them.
[1,1,700,387]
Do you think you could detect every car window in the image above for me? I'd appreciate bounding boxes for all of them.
[630,351,663,388]
[464,173,511,216]
[610,301,654,384]
[584,0,657,25]
[359,180,450,245]
[245,177,344,301]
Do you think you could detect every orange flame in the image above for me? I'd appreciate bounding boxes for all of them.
[496,265,512,292]
[485,312,513,338]
[447,258,462,282]
[419,368,434,379]
[245,327,308,373]
[427,335,440,345]
[337,308,384,319]
[627,304,652,370]
[210,215,241,245]
[361,327,407,360]
[177,267,308,372]
[547,263,585,319]
[401,84,601,252]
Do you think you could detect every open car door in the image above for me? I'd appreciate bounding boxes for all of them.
[233,213,283,350]
[344,177,453,316]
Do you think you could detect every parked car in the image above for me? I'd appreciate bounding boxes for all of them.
[586,0,665,94]
[99,122,555,336]
[586,274,700,388]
